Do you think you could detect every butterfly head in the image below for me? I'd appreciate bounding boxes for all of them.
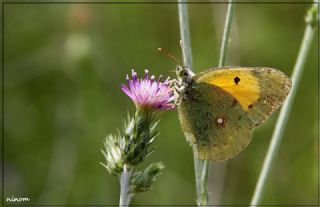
[176,65,194,83]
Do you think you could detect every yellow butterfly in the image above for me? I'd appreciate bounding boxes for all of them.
[175,65,291,161]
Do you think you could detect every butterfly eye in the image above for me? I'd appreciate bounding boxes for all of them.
[183,71,189,77]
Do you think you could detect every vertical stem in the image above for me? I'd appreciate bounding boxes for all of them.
[250,4,318,206]
[178,0,235,205]
[218,0,235,67]
[119,165,133,206]
[192,145,209,206]
[178,1,208,205]
[178,0,193,71]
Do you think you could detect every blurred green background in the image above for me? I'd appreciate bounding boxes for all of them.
[2,1,318,206]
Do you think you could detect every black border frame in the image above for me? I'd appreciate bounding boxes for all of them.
[1,1,319,206]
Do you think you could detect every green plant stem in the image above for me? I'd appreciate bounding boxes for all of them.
[178,1,208,206]
[178,0,235,205]
[218,0,235,67]
[250,4,318,206]
[177,1,207,205]
[192,145,209,205]
[178,0,193,70]
[119,164,133,206]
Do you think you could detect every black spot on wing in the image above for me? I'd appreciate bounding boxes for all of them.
[234,76,240,84]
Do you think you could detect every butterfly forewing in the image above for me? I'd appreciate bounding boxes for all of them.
[194,67,292,127]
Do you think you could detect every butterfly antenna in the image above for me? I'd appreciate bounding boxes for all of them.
[157,48,182,65]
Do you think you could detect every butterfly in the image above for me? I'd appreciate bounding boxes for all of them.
[175,65,291,161]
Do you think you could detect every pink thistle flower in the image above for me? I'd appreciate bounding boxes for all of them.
[121,69,176,110]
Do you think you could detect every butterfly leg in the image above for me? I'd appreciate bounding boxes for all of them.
[169,79,180,87]
[169,79,185,107]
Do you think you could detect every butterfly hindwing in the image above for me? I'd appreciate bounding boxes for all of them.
[178,82,254,160]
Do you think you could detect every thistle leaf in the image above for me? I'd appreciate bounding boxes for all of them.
[129,162,165,194]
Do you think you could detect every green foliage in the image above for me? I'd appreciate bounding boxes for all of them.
[101,110,159,176]
[124,110,159,166]
[130,162,165,194]
[101,108,163,205]
[101,133,124,175]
